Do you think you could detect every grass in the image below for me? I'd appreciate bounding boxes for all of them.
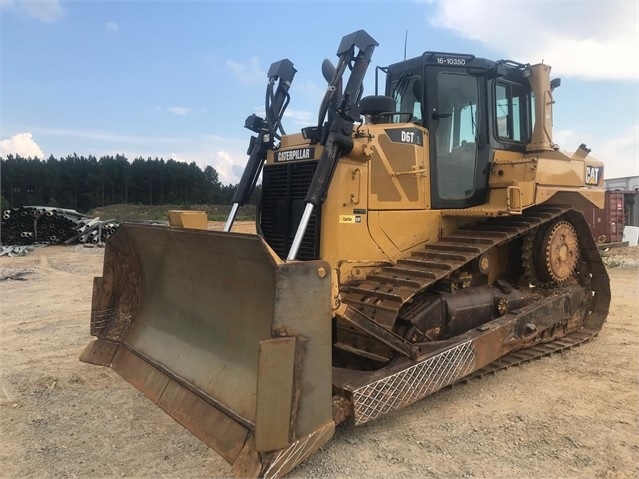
[207,215,254,222]
[602,258,623,268]
[87,204,256,223]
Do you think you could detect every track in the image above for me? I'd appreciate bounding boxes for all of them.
[331,205,610,427]
[336,204,611,361]
[457,328,598,385]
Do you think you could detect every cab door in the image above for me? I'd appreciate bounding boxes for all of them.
[425,68,490,209]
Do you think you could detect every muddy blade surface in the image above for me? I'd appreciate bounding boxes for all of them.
[80,224,334,478]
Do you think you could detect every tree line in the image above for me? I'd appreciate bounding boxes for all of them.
[0,154,257,213]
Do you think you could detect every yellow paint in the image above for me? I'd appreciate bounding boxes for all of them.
[167,210,208,230]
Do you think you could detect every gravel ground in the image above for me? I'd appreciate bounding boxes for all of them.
[600,245,639,268]
[1,241,637,478]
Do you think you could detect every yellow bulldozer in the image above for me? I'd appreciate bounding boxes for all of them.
[81,30,610,478]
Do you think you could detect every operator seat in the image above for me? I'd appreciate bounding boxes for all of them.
[359,95,396,124]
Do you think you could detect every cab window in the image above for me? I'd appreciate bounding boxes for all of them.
[389,74,423,123]
[495,81,530,142]
[434,72,479,200]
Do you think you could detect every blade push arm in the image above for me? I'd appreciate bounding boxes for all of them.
[287,30,377,261]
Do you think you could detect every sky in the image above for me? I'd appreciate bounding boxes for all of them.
[1,0,638,184]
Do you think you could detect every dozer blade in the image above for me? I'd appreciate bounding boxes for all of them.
[80,224,335,478]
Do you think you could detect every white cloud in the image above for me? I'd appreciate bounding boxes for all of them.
[170,137,249,185]
[165,148,247,185]
[253,105,314,128]
[154,106,195,116]
[28,126,186,145]
[429,1,638,81]
[297,79,327,105]
[167,106,191,116]
[0,132,45,158]
[209,151,237,184]
[282,108,314,126]
[427,0,638,178]
[106,21,119,32]
[597,125,639,179]
[554,125,639,179]
[1,0,66,23]
[552,128,577,149]
[17,125,250,184]
[226,57,265,85]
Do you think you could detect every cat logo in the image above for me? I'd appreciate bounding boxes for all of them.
[585,166,603,185]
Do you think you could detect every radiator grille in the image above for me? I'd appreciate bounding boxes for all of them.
[260,161,321,260]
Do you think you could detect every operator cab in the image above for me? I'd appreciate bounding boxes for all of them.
[375,53,534,209]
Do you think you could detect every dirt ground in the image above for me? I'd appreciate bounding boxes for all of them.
[1,230,637,479]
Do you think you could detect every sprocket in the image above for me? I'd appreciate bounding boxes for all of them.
[523,220,580,286]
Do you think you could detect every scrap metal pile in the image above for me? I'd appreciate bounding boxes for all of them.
[1,206,119,248]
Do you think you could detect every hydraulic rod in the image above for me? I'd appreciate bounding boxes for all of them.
[224,59,296,232]
[287,30,377,260]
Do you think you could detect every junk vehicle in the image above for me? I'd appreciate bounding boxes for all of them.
[81,30,610,478]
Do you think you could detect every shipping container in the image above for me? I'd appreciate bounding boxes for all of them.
[604,175,639,228]
[583,190,625,243]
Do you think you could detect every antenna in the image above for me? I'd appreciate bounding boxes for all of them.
[404,29,408,60]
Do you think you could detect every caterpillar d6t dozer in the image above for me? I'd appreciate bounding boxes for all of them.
[81,30,610,478]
